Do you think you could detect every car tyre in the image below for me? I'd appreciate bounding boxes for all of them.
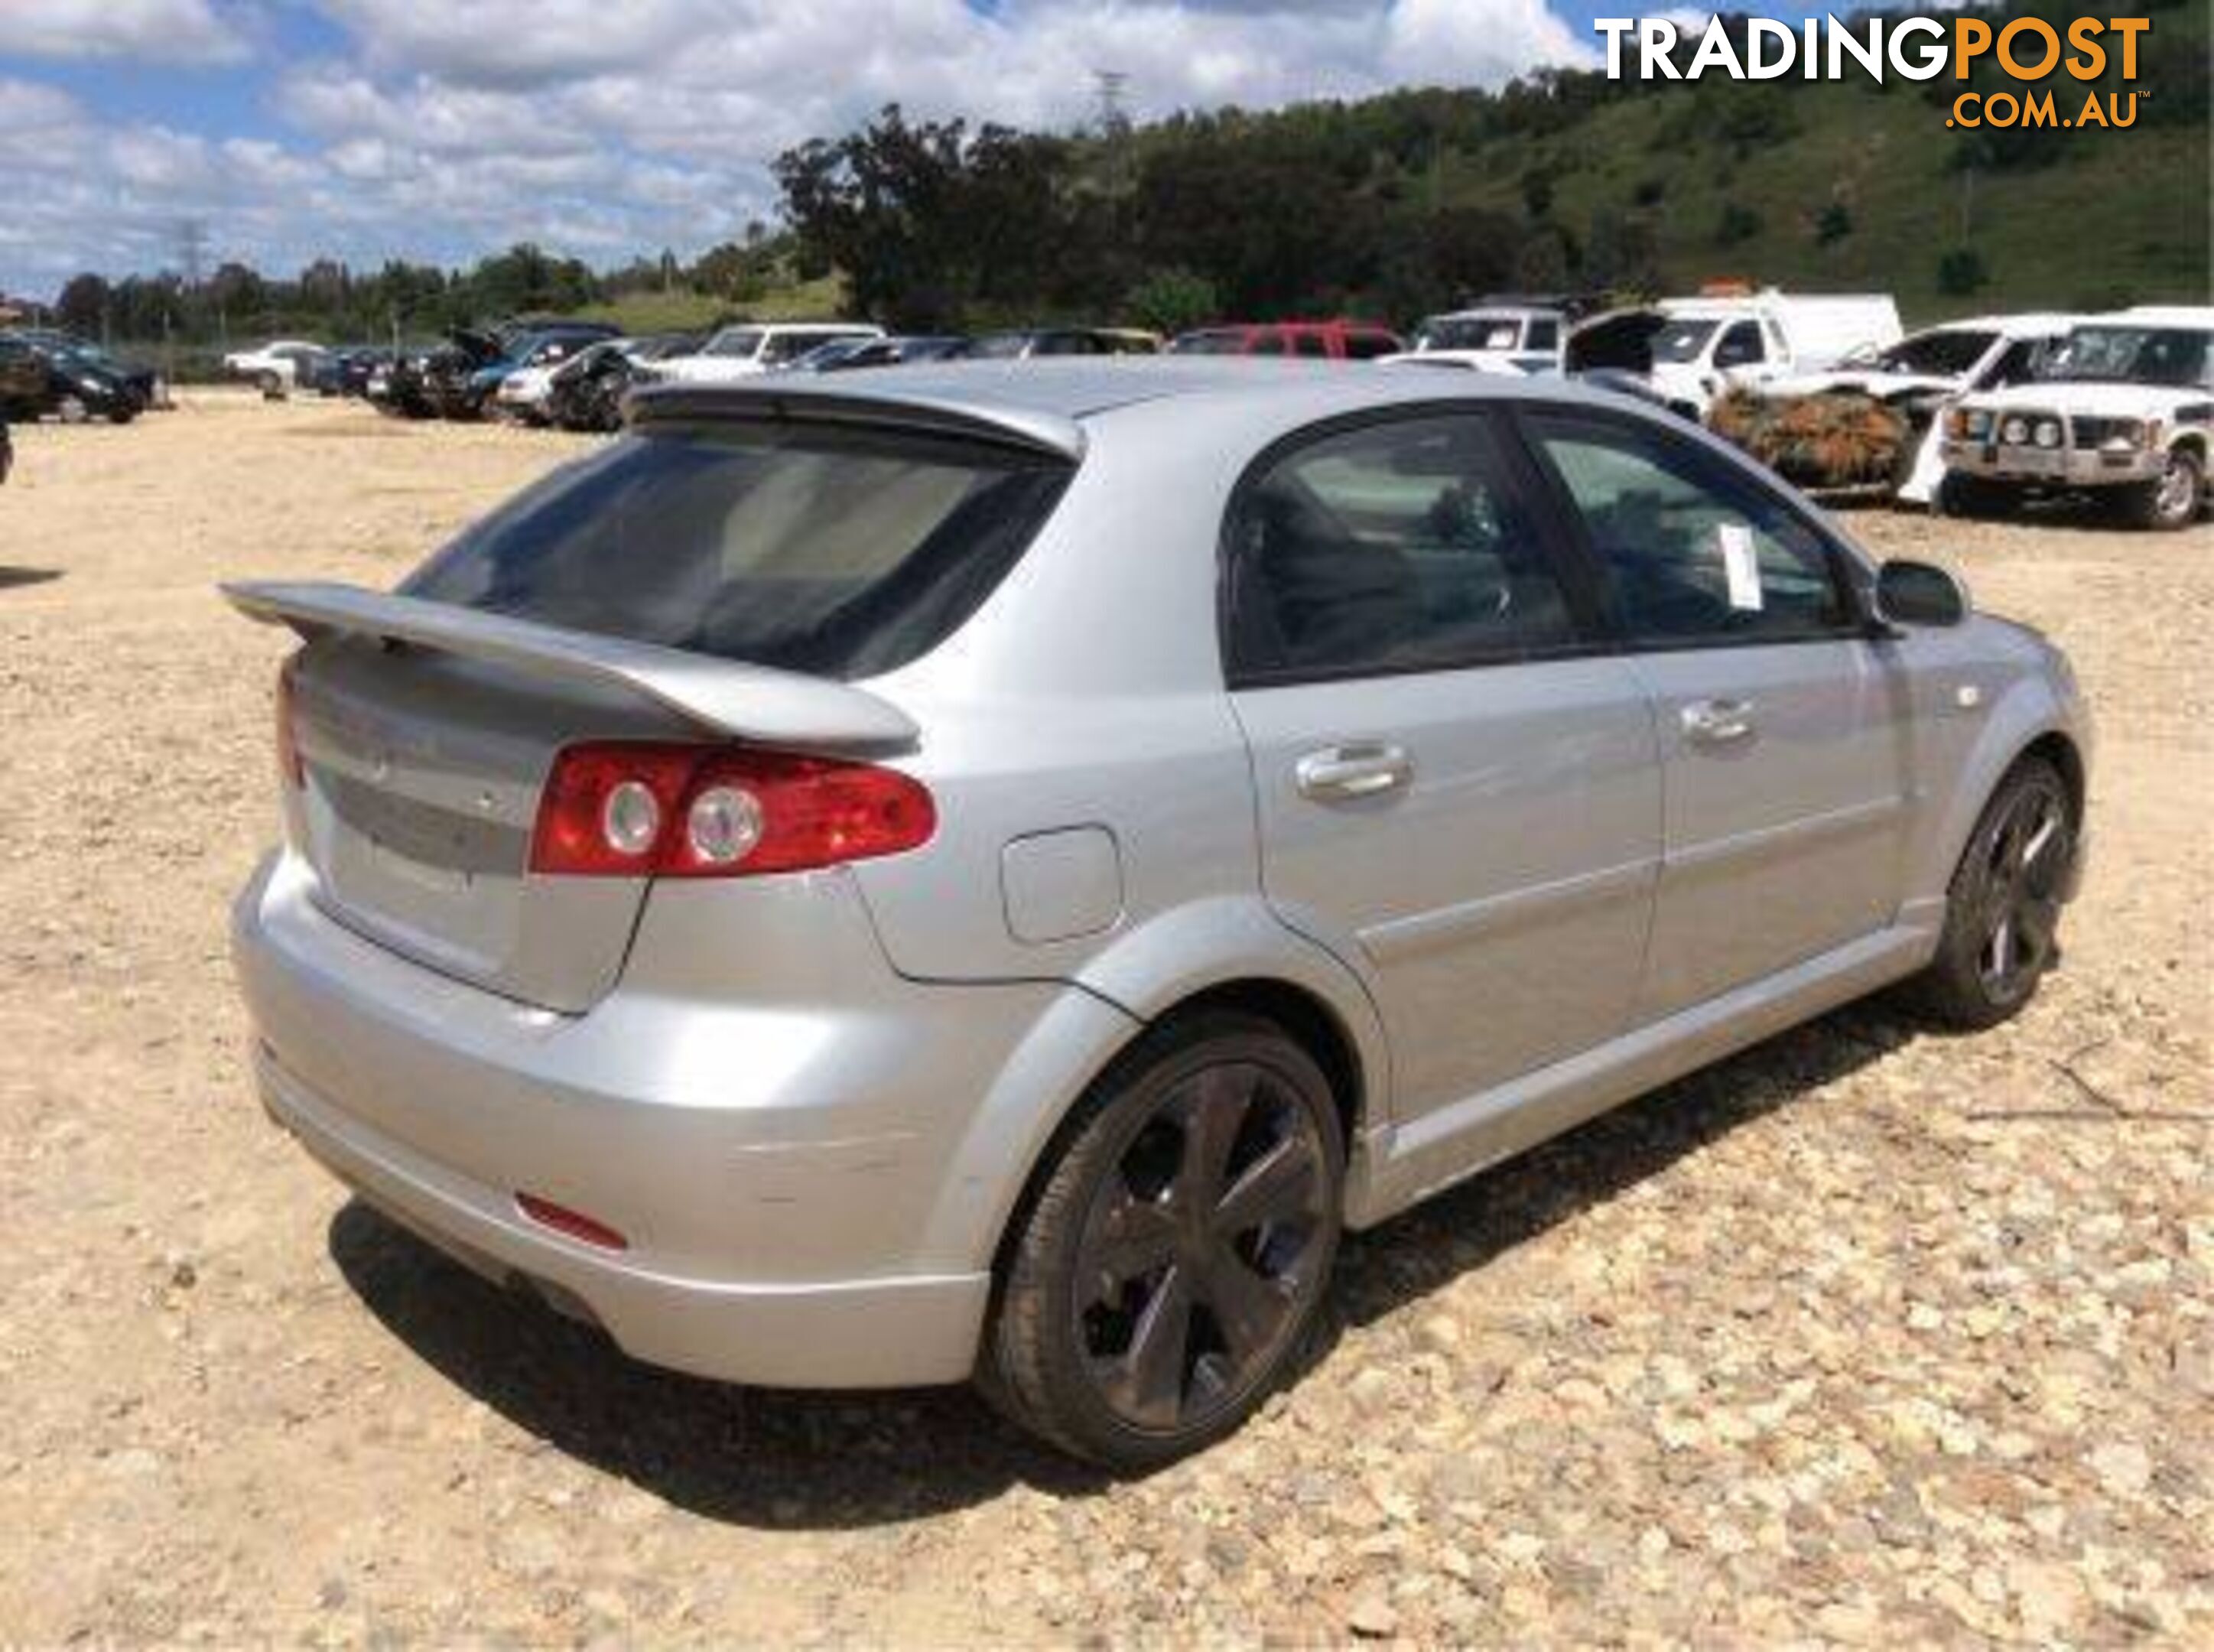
[1907,756,2074,1030]
[2119,446,2203,532]
[981,1011,1344,1471]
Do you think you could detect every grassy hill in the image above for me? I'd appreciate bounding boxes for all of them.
[574,272,847,333]
[1400,5,2208,324]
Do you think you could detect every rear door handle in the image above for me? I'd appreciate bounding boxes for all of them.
[1680,698,1757,745]
[1296,743,1413,802]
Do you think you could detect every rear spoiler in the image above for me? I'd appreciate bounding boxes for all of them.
[629,382,1086,461]
[222,580,918,750]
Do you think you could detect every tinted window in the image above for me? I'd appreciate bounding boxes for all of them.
[1880,328,1997,377]
[1246,332,1288,357]
[1343,330,1401,360]
[405,422,1071,679]
[1525,318,1560,352]
[1528,415,1852,646]
[1225,415,1577,680]
[1169,330,1244,355]
[1290,333,1329,359]
[1715,321,1765,367]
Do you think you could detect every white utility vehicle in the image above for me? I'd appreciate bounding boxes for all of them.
[1393,304,1568,375]
[223,340,329,398]
[647,322,885,385]
[1568,290,1902,421]
[1939,306,2212,531]
[1754,313,2083,505]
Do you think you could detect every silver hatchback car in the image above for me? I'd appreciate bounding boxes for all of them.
[229,360,2089,1467]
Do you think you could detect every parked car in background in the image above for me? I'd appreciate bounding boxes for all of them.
[1939,306,2212,530]
[1169,320,1405,359]
[649,323,884,384]
[957,327,1161,361]
[8,330,163,410]
[1398,304,1569,375]
[785,335,969,372]
[1748,314,2082,504]
[224,361,2088,1468]
[1568,291,1903,421]
[225,340,329,398]
[0,333,141,422]
[308,346,389,398]
[451,322,622,421]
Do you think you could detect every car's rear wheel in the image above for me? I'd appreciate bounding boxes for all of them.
[982,1013,1343,1470]
[1909,757,2074,1029]
[2119,447,2203,532]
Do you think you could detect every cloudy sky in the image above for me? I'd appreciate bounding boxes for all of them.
[0,0,1670,297]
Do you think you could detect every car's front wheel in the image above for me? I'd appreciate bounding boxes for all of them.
[982,1012,1344,1470]
[2119,446,2203,532]
[1910,756,2075,1029]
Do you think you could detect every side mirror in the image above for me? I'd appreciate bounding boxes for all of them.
[1874,559,1968,629]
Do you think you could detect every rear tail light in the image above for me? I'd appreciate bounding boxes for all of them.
[275,657,304,788]
[528,741,935,878]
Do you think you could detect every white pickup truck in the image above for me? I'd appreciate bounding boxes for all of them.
[1938,307,2212,531]
[1568,290,1902,421]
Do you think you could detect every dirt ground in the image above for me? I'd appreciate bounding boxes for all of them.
[2,392,2207,1645]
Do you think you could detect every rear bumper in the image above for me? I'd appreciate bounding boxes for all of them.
[232,850,1071,1387]
[254,1042,989,1386]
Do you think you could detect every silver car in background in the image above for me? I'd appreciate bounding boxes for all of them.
[228,360,2089,1467]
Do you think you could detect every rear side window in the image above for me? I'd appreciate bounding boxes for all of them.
[405,422,1071,679]
[1290,333,1329,359]
[1343,330,1401,360]
[1224,414,1578,682]
[1525,413,1852,646]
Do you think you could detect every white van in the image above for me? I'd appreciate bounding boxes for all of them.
[1569,290,1902,420]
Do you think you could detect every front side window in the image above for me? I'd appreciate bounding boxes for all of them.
[405,421,1071,679]
[1525,318,1561,352]
[703,328,765,359]
[1291,333,1329,359]
[1343,330,1401,360]
[1224,414,1578,681]
[1526,414,1853,646]
[1715,321,1765,368]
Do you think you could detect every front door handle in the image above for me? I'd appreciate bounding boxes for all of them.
[1680,698,1757,745]
[1296,743,1413,802]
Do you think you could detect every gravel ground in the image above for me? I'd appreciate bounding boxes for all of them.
[1,393,2207,1645]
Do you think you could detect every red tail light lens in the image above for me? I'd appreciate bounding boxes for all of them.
[528,742,935,879]
[275,657,304,788]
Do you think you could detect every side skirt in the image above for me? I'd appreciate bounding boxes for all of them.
[1342,922,1938,1230]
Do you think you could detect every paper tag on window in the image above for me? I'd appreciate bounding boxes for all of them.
[1718,522,1763,611]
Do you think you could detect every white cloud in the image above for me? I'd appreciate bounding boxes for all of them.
[0,0,1600,296]
[0,0,250,65]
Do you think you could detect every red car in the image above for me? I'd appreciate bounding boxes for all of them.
[1169,320,1405,360]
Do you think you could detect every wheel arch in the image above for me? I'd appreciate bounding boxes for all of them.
[917,896,1393,1281]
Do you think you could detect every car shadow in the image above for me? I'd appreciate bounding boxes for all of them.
[327,999,1915,1526]
[0,567,61,590]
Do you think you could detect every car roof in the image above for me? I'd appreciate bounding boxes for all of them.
[632,356,1634,460]
[2112,305,2214,328]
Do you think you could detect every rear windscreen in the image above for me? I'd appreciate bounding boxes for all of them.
[404,421,1072,679]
